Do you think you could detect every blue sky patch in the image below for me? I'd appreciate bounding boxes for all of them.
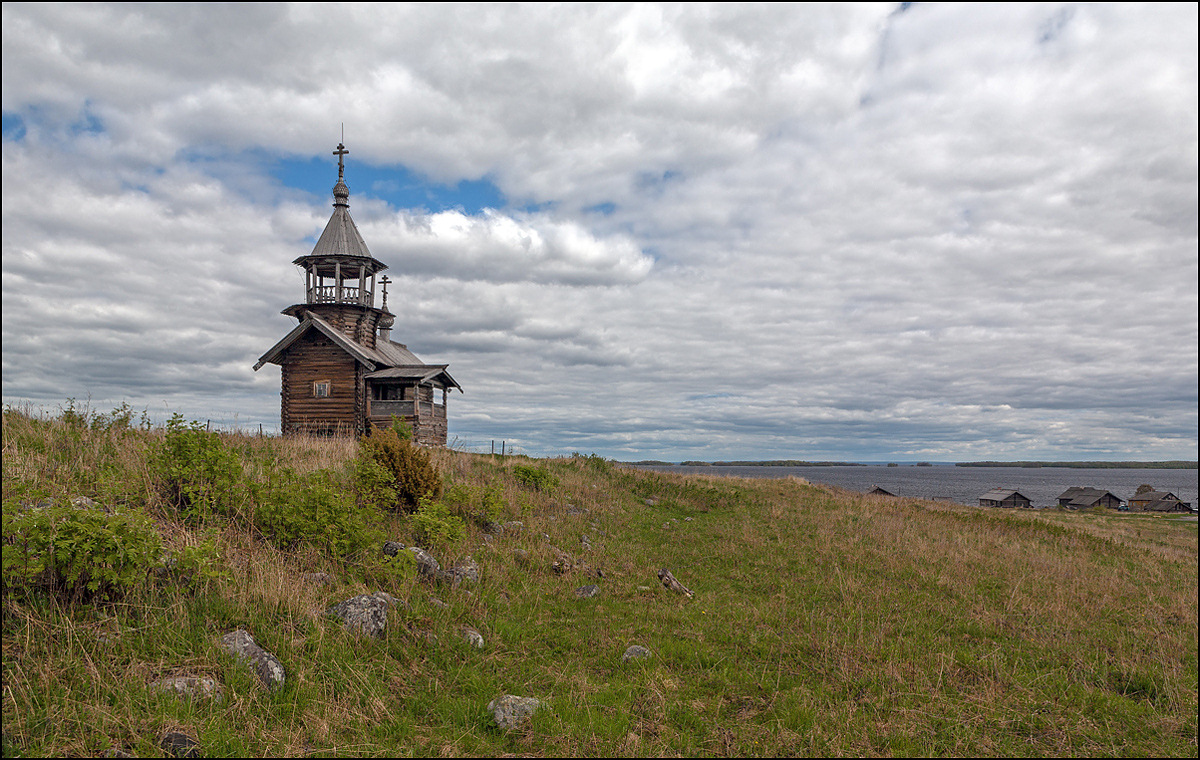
[1,112,27,141]
[274,155,506,214]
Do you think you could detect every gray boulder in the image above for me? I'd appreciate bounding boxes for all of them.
[149,676,224,702]
[575,584,600,599]
[460,626,485,649]
[220,629,286,691]
[327,594,392,638]
[488,694,542,730]
[160,731,200,758]
[450,556,480,585]
[622,644,653,662]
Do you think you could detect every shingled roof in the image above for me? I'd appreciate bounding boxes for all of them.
[253,310,461,390]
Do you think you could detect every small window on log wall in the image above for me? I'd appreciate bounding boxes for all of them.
[313,380,331,398]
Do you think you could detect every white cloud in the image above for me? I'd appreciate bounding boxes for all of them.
[2,3,1196,461]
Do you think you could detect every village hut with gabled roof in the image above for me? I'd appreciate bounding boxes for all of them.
[1056,487,1124,510]
[254,143,461,443]
[979,488,1032,508]
[867,486,897,497]
[1127,490,1192,513]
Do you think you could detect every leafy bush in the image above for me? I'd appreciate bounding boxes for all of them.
[357,427,442,512]
[411,497,466,551]
[2,501,163,602]
[441,483,506,527]
[253,471,386,557]
[150,414,243,521]
[389,414,413,441]
[511,464,558,492]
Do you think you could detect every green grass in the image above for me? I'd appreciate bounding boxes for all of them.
[2,406,1197,756]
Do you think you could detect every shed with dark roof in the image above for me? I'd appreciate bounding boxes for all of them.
[979,488,1033,508]
[1056,487,1124,510]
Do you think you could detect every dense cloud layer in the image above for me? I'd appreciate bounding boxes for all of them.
[2,3,1196,460]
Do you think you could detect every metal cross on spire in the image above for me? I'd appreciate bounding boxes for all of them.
[333,142,349,180]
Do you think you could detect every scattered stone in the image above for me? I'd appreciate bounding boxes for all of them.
[327,594,391,638]
[658,568,694,597]
[662,522,671,529]
[513,548,531,566]
[159,731,200,759]
[637,586,652,593]
[220,629,286,690]
[382,541,405,557]
[149,676,224,703]
[449,556,480,585]
[580,534,592,551]
[429,597,449,609]
[460,626,485,649]
[565,503,587,516]
[550,546,575,574]
[501,521,525,534]
[372,590,406,610]
[101,749,135,758]
[575,584,599,599]
[70,496,99,509]
[622,645,653,662]
[408,546,441,579]
[684,517,692,522]
[644,498,659,506]
[488,694,542,730]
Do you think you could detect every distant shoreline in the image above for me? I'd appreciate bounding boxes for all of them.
[628,460,1198,469]
[954,461,1197,469]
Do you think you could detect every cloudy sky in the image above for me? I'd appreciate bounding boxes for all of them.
[3,3,1196,461]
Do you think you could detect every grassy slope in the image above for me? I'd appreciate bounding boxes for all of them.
[2,411,1197,757]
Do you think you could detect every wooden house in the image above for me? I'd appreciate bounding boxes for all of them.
[254,143,461,443]
[867,486,897,497]
[1056,487,1124,510]
[979,488,1032,508]
[1127,491,1192,513]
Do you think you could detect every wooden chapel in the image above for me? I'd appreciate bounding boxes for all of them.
[254,143,461,443]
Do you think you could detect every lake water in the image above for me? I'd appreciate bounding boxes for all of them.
[630,464,1198,509]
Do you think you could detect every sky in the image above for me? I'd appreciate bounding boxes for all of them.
[2,2,1197,462]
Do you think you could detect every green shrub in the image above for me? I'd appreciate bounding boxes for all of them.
[411,497,466,551]
[357,428,442,512]
[150,414,243,521]
[253,471,386,557]
[352,455,398,510]
[442,482,506,527]
[511,464,558,492]
[2,501,163,602]
[389,414,413,441]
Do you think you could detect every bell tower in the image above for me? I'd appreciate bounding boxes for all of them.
[282,142,392,347]
[255,141,461,439]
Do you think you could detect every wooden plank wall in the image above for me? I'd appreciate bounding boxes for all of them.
[281,332,361,435]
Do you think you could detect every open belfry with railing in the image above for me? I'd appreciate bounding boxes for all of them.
[254,142,461,442]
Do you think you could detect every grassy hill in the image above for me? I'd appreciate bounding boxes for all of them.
[2,406,1197,756]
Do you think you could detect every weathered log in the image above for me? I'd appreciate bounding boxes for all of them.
[658,568,693,597]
